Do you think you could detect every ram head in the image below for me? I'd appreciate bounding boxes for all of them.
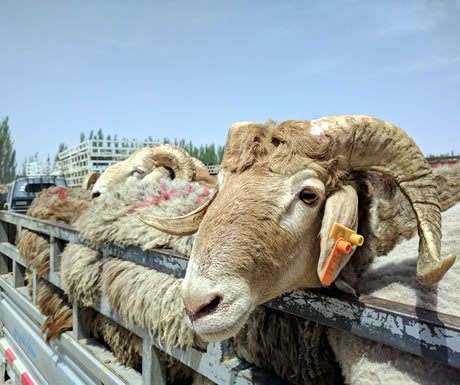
[141,116,456,340]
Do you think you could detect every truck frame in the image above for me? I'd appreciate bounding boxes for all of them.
[0,210,459,384]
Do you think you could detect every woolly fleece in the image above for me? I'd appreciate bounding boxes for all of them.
[328,203,460,385]
[76,178,215,255]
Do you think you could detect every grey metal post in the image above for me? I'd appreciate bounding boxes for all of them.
[0,221,8,242]
[50,236,64,272]
[13,261,25,288]
[142,336,167,385]
[0,218,12,274]
[0,253,8,274]
[32,271,38,305]
[72,304,90,340]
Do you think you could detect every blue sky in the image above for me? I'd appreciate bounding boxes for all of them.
[1,0,459,166]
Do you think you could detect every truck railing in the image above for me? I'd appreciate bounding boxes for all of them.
[0,211,459,385]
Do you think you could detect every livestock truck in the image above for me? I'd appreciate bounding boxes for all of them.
[0,210,459,385]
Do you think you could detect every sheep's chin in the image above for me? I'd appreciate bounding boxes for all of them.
[188,301,254,342]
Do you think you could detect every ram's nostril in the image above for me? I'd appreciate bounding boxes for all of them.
[185,295,222,322]
[198,295,221,316]
[91,191,101,199]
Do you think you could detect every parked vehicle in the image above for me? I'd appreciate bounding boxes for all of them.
[3,176,66,213]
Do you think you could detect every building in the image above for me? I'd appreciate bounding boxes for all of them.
[25,161,42,176]
[57,138,159,187]
[25,159,58,176]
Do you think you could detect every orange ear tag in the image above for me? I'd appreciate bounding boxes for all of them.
[320,223,364,286]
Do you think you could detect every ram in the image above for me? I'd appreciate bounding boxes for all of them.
[142,116,459,384]
[62,149,216,384]
[16,144,216,384]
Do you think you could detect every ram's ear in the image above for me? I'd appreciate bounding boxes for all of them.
[317,185,359,286]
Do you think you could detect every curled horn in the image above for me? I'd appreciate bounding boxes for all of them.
[81,172,101,190]
[311,115,456,285]
[191,158,217,185]
[149,144,196,181]
[139,189,217,235]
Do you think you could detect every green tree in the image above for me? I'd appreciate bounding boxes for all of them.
[80,132,85,143]
[160,136,224,165]
[20,160,27,177]
[0,117,17,183]
[55,142,68,162]
[89,130,97,147]
[97,128,104,147]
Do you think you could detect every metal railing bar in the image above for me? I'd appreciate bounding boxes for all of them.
[1,211,460,370]
[0,222,287,385]
[0,278,131,385]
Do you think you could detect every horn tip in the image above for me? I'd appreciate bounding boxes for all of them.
[417,255,456,286]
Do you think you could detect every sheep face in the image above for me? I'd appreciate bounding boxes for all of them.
[92,145,203,199]
[182,166,333,340]
[92,148,157,198]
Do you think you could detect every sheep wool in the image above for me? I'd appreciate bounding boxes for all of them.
[328,203,460,385]
[76,178,215,254]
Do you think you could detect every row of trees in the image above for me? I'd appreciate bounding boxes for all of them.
[0,117,16,183]
[55,129,225,165]
[162,138,225,165]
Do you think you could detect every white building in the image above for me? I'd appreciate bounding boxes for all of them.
[57,138,159,188]
[25,161,42,176]
[25,159,58,176]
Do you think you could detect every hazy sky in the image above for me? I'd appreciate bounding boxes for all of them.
[1,0,459,166]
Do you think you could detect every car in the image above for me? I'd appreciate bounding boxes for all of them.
[4,176,67,213]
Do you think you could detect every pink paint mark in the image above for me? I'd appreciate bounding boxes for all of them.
[195,186,210,204]
[44,186,68,201]
[131,183,200,212]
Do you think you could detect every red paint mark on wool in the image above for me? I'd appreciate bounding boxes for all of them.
[132,183,198,212]
[44,186,68,201]
[135,196,162,209]
[162,192,169,200]
[195,185,210,204]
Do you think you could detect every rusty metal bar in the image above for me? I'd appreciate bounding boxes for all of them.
[266,290,460,368]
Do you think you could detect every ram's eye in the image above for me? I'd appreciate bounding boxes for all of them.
[133,169,146,177]
[299,189,319,204]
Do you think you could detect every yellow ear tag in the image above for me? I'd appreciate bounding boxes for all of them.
[320,223,364,286]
